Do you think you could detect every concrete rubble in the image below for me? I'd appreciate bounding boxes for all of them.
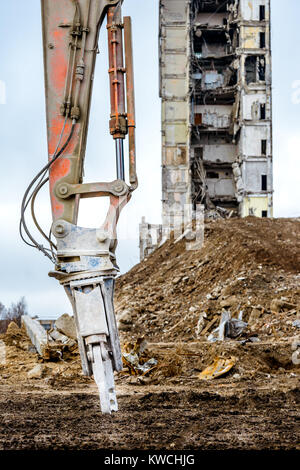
[27,364,46,380]
[21,315,50,359]
[21,314,77,360]
[55,314,77,340]
[116,217,300,345]
[121,338,158,376]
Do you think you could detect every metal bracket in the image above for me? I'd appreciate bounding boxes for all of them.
[55,179,129,199]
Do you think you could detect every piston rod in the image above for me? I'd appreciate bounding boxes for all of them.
[115,138,125,180]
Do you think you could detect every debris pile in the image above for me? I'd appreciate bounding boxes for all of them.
[119,341,188,385]
[121,338,158,376]
[115,217,300,343]
[207,311,248,342]
[21,314,77,360]
[0,217,299,389]
[0,317,89,388]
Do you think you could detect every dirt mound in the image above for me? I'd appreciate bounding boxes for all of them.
[115,217,300,342]
[3,322,25,347]
[0,322,88,388]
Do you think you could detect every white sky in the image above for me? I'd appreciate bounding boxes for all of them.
[0,0,299,318]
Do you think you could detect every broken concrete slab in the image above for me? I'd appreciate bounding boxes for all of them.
[248,308,263,324]
[55,314,77,340]
[220,295,238,308]
[195,312,207,338]
[21,316,74,360]
[117,309,133,331]
[27,364,46,379]
[21,316,50,359]
[270,299,296,313]
[49,329,76,350]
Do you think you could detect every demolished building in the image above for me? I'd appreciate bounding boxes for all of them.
[139,0,273,259]
[160,0,273,223]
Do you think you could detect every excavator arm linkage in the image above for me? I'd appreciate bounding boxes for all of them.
[36,0,137,413]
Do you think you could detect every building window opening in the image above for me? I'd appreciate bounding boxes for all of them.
[228,69,238,86]
[261,174,267,191]
[259,5,266,21]
[194,28,203,54]
[194,147,203,160]
[260,103,266,120]
[261,139,267,155]
[207,171,219,179]
[194,39,203,54]
[258,56,266,81]
[260,32,266,49]
[245,56,256,84]
[262,210,268,218]
[246,56,266,84]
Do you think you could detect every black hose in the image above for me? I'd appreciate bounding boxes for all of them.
[30,176,57,250]
[19,123,75,262]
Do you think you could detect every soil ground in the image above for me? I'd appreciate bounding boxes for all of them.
[0,372,298,450]
[0,218,299,451]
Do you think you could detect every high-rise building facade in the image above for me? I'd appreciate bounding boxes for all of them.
[159,0,273,224]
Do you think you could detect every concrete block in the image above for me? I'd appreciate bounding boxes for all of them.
[21,315,49,359]
[55,314,77,340]
[27,364,46,379]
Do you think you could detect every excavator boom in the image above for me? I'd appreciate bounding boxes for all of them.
[20,0,137,413]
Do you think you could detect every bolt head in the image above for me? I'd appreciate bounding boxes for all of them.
[114,184,123,192]
[97,230,108,243]
[55,224,65,235]
[113,181,126,195]
[59,185,68,195]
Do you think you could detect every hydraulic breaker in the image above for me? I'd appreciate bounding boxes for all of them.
[20,0,137,413]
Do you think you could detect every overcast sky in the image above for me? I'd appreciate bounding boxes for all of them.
[0,0,299,318]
